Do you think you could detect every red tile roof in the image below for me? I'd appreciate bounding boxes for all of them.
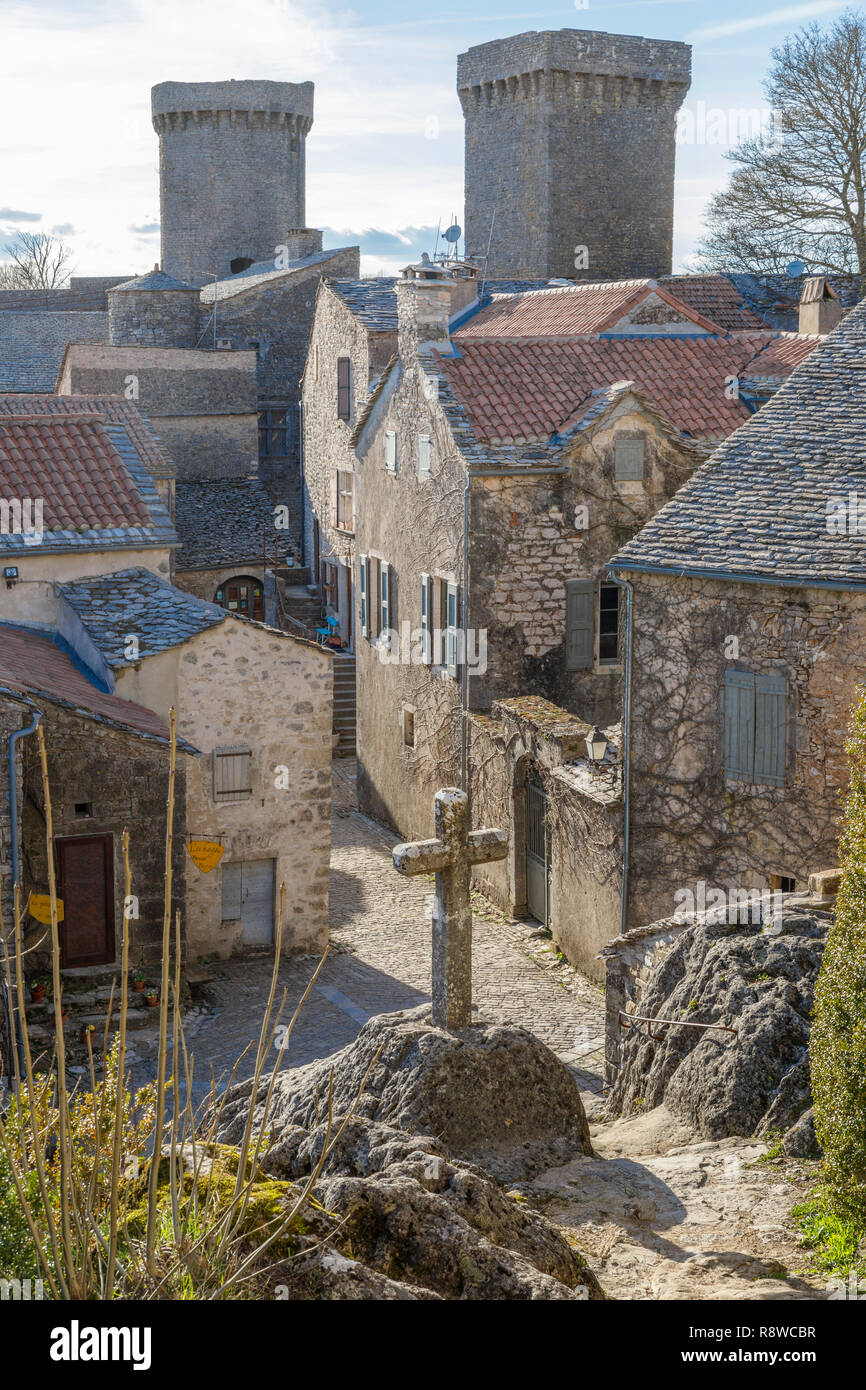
[660,276,767,332]
[438,333,821,444]
[745,332,822,378]
[0,625,172,742]
[0,414,151,530]
[0,393,173,480]
[454,279,724,340]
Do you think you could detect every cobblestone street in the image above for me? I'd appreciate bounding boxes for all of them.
[130,761,606,1103]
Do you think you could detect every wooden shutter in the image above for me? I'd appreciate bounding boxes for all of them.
[565,579,594,670]
[420,573,432,663]
[614,437,645,482]
[418,433,431,476]
[213,746,252,801]
[359,554,369,638]
[723,670,755,782]
[380,562,390,632]
[446,581,459,678]
[221,863,243,921]
[329,470,339,527]
[337,357,351,420]
[754,674,787,787]
[385,430,397,472]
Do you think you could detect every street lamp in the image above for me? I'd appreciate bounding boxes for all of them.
[585,725,608,765]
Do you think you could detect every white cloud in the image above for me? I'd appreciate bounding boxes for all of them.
[689,1,843,42]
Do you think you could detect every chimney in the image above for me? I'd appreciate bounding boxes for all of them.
[397,258,480,357]
[799,276,842,335]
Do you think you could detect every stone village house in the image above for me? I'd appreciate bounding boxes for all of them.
[306,262,820,977]
[0,399,332,974]
[607,287,866,934]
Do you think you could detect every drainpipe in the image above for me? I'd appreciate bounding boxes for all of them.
[297,400,306,569]
[605,573,633,935]
[460,474,470,793]
[4,708,42,1091]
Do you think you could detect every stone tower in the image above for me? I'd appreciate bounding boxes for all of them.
[457,29,691,281]
[152,79,314,286]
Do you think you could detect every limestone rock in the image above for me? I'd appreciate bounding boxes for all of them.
[220,1005,593,1180]
[608,907,829,1140]
[782,1107,822,1159]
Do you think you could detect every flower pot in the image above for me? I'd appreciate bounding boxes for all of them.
[31,985,45,1004]
[145,995,159,1008]
[132,979,146,992]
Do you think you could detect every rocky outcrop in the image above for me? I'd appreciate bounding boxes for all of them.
[607,906,829,1140]
[220,1007,603,1300]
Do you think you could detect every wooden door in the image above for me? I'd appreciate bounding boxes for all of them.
[57,835,114,968]
[215,577,264,621]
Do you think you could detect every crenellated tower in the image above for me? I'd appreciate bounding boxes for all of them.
[151,79,314,286]
[458,29,691,281]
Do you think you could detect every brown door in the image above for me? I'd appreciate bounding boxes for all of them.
[57,835,115,968]
[215,577,264,621]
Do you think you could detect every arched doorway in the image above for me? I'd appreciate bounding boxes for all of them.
[214,576,264,621]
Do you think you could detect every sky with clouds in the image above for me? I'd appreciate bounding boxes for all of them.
[0,0,851,278]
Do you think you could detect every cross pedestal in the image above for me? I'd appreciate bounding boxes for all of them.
[392,787,508,1030]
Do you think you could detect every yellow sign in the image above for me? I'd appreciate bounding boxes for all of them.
[186,840,225,873]
[28,893,64,924]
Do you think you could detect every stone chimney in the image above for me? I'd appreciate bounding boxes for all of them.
[397,259,480,357]
[799,276,843,335]
[282,228,324,262]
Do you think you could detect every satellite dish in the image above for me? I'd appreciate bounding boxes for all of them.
[443,224,462,245]
[785,259,806,278]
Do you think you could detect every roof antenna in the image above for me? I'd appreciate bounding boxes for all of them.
[479,208,496,297]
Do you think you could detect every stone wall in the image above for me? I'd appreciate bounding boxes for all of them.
[600,914,699,1089]
[152,80,314,286]
[114,618,333,959]
[15,702,186,970]
[458,28,691,280]
[626,570,865,930]
[108,286,200,348]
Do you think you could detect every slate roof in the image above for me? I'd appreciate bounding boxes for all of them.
[726,272,861,331]
[0,624,176,744]
[0,393,175,480]
[59,568,226,666]
[609,294,866,588]
[174,477,289,570]
[111,270,196,292]
[0,311,108,391]
[201,247,357,302]
[435,333,817,445]
[454,279,723,339]
[0,412,176,556]
[328,279,399,331]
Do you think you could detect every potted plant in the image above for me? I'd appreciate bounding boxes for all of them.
[145,990,159,1008]
[30,976,47,1004]
[132,969,146,993]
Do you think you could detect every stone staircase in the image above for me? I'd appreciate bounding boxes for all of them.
[279,583,324,641]
[22,969,172,1069]
[333,652,357,757]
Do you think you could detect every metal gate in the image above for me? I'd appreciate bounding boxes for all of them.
[525,778,550,925]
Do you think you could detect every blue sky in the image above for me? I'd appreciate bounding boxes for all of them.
[0,0,851,277]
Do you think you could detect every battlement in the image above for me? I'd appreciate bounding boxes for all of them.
[457,28,691,92]
[152,79,314,131]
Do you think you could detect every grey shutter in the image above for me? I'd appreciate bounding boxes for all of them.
[213,746,252,801]
[754,674,787,787]
[380,562,390,632]
[565,579,594,670]
[446,581,459,678]
[614,437,645,482]
[420,573,432,663]
[723,670,755,781]
[221,863,243,921]
[359,554,368,638]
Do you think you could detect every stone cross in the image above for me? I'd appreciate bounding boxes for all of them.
[393,788,508,1030]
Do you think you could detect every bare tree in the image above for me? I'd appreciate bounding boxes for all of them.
[695,11,866,292]
[0,230,74,289]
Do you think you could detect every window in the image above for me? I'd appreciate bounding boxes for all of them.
[402,706,416,748]
[337,356,351,420]
[335,470,355,532]
[565,579,594,671]
[385,430,398,473]
[770,874,797,894]
[73,802,92,818]
[359,554,370,638]
[446,581,459,678]
[420,573,433,664]
[723,669,787,787]
[418,433,432,477]
[614,436,645,482]
[379,562,391,634]
[598,584,620,664]
[213,745,252,803]
[258,408,292,458]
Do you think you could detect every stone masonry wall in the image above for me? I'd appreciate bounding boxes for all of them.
[458,29,691,280]
[626,571,866,930]
[109,287,201,348]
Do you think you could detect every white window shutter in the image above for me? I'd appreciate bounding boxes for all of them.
[329,470,339,526]
[380,563,390,632]
[418,433,432,476]
[385,430,397,472]
[420,572,431,664]
[359,554,369,638]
